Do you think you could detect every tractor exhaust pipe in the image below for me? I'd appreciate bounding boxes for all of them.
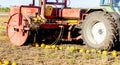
[33,0,35,6]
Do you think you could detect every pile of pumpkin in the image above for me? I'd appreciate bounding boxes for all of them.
[33,43,118,57]
[0,60,17,65]
[33,43,63,50]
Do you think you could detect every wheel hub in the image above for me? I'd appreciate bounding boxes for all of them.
[91,22,107,44]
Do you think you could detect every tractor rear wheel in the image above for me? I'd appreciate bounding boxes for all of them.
[82,11,117,50]
[7,13,29,46]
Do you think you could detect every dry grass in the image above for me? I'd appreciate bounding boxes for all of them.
[0,15,8,23]
[0,13,8,41]
[0,41,120,65]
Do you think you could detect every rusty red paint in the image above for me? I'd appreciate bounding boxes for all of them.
[59,8,81,19]
[7,13,29,46]
[40,23,68,29]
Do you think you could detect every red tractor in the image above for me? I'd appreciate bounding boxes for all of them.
[7,0,120,50]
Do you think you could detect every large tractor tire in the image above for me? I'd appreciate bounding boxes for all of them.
[82,11,118,50]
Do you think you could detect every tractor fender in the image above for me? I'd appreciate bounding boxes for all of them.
[86,8,104,14]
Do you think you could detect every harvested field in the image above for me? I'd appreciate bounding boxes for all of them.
[0,12,120,65]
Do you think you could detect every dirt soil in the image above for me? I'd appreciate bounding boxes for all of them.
[0,13,120,65]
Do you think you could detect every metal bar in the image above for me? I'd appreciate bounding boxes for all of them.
[64,0,67,8]
[19,5,40,25]
[46,0,67,8]
[46,2,65,5]
[19,7,22,26]
[33,0,35,6]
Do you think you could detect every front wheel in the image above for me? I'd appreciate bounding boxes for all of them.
[7,13,29,46]
[82,11,117,50]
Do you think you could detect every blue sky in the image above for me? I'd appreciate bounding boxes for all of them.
[0,0,100,8]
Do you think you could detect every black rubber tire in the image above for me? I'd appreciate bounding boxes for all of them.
[109,12,120,50]
[82,11,117,50]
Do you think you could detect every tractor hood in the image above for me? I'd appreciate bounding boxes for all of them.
[100,0,120,14]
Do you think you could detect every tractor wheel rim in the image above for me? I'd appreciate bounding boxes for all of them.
[7,14,29,46]
[91,22,107,44]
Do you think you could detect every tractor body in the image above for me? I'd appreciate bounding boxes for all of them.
[7,0,120,50]
[7,0,86,46]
